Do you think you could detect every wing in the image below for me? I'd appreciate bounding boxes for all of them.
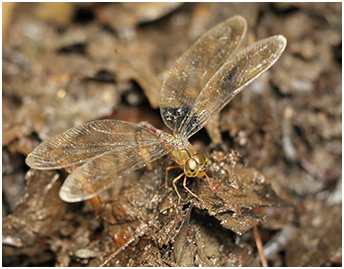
[26,120,168,169]
[59,141,170,202]
[180,35,287,138]
[160,16,247,134]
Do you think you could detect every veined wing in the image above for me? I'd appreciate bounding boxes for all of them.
[26,120,169,169]
[180,35,287,138]
[160,16,247,134]
[59,141,171,202]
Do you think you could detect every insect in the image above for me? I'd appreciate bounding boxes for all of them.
[26,16,286,203]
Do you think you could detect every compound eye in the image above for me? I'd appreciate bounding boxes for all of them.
[184,158,199,177]
[194,154,208,167]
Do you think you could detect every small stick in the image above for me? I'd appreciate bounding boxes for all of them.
[100,232,139,267]
[253,226,268,267]
[99,222,149,267]
[186,230,209,266]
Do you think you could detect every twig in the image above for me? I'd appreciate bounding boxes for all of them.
[99,222,149,267]
[253,226,268,267]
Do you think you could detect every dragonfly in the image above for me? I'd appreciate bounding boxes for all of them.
[26,16,286,203]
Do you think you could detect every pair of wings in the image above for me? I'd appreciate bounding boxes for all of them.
[26,16,287,202]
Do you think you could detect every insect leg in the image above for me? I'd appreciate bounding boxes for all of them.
[182,175,201,201]
[204,173,215,192]
[162,165,180,189]
[172,172,185,203]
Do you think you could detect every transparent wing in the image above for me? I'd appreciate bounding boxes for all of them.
[180,35,287,138]
[59,142,170,202]
[160,16,247,134]
[26,120,168,169]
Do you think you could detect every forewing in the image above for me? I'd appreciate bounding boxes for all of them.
[59,142,170,202]
[26,120,163,169]
[180,35,287,138]
[160,16,247,134]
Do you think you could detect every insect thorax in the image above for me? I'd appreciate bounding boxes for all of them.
[159,133,194,167]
